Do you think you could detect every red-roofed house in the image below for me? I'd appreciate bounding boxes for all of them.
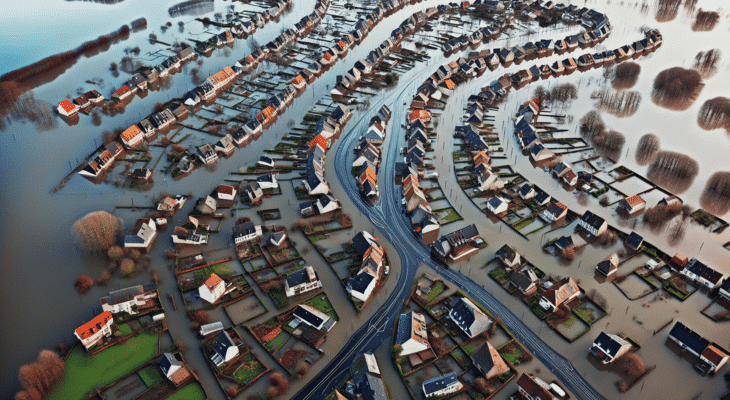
[516,373,554,400]
[291,74,306,90]
[409,110,431,123]
[618,194,646,214]
[112,85,133,101]
[120,125,144,148]
[57,99,78,116]
[700,345,729,374]
[309,134,329,152]
[199,273,227,304]
[74,311,114,350]
[539,277,579,311]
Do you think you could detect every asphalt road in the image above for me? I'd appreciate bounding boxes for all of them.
[291,62,607,400]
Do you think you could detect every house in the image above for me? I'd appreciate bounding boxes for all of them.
[518,183,536,200]
[658,195,683,207]
[215,135,235,157]
[123,218,157,251]
[563,169,578,186]
[347,270,377,302]
[172,216,209,246]
[120,125,144,148]
[496,244,520,267]
[57,99,78,116]
[668,252,689,271]
[625,231,644,250]
[554,235,574,252]
[159,353,190,386]
[578,211,608,236]
[699,345,729,375]
[534,191,551,207]
[284,266,322,297]
[510,268,539,296]
[199,273,227,304]
[196,196,217,215]
[539,277,579,311]
[680,257,706,283]
[210,331,239,367]
[196,144,218,165]
[132,168,152,181]
[448,297,492,338]
[668,321,710,358]
[232,222,262,245]
[431,225,481,263]
[257,156,275,169]
[349,352,388,400]
[485,196,509,215]
[293,304,336,331]
[243,183,264,205]
[215,185,237,208]
[256,174,278,190]
[595,254,619,277]
[157,195,186,215]
[112,85,133,101]
[316,195,339,214]
[516,373,554,400]
[396,312,430,356]
[352,231,380,256]
[83,90,104,104]
[719,278,730,302]
[618,194,646,214]
[268,231,287,248]
[199,322,224,337]
[422,372,462,398]
[74,311,114,350]
[590,332,631,364]
[471,342,510,378]
[540,202,568,223]
[529,143,554,161]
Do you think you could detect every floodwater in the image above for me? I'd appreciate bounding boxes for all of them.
[1,0,729,399]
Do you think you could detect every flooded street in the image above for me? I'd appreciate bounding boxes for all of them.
[1,0,729,399]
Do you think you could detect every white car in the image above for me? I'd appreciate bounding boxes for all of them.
[384,266,389,275]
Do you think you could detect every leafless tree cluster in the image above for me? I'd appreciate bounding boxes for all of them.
[697,97,730,133]
[579,110,605,141]
[643,201,682,226]
[593,130,626,160]
[14,350,64,400]
[267,372,291,398]
[700,171,730,216]
[611,62,641,90]
[586,288,608,308]
[635,134,660,166]
[692,9,720,31]
[596,90,642,117]
[75,275,94,294]
[655,0,682,22]
[7,91,57,131]
[647,151,699,194]
[614,352,646,379]
[598,230,618,245]
[651,67,703,111]
[73,211,123,252]
[559,247,577,260]
[534,83,578,106]
[693,49,721,78]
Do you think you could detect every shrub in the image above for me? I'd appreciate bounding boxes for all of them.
[693,49,721,78]
[559,247,576,260]
[599,230,618,244]
[14,350,64,400]
[189,310,209,325]
[97,270,112,286]
[697,96,730,132]
[119,258,136,276]
[75,276,94,294]
[614,352,646,379]
[107,245,124,261]
[611,62,641,90]
[651,67,703,111]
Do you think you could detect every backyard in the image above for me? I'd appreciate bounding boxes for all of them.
[48,332,160,400]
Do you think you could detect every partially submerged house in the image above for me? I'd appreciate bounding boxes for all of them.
[284,266,322,297]
[539,277,579,311]
[471,342,510,379]
[589,332,631,364]
[448,297,492,338]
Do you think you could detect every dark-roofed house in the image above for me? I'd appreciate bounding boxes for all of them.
[554,235,574,252]
[595,254,619,277]
[496,244,520,267]
[539,277,579,311]
[540,202,568,223]
[293,304,336,331]
[350,353,388,400]
[422,372,462,398]
[232,222,262,245]
[625,231,644,250]
[352,231,380,256]
[284,266,322,297]
[396,312,430,356]
[680,257,707,284]
[510,268,539,296]
[242,183,264,205]
[516,373,554,400]
[668,321,709,357]
[448,297,492,338]
[210,331,239,367]
[347,270,377,302]
[578,211,608,236]
[100,284,158,315]
[719,278,730,302]
[471,342,510,378]
[590,332,631,364]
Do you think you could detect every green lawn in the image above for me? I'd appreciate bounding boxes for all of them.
[304,295,339,320]
[48,333,160,400]
[308,234,326,243]
[138,365,165,387]
[211,263,236,276]
[169,382,207,400]
[116,323,133,336]
[424,282,446,301]
[442,208,463,223]
[513,217,535,230]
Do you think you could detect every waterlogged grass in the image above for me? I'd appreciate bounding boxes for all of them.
[424,282,446,301]
[48,333,160,400]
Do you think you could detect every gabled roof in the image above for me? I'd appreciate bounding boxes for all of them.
[75,311,113,339]
[668,321,709,355]
[592,332,629,358]
[204,273,224,291]
[516,374,554,400]
[423,372,459,395]
[471,342,509,377]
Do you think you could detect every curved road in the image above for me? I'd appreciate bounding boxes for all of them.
[292,53,607,400]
